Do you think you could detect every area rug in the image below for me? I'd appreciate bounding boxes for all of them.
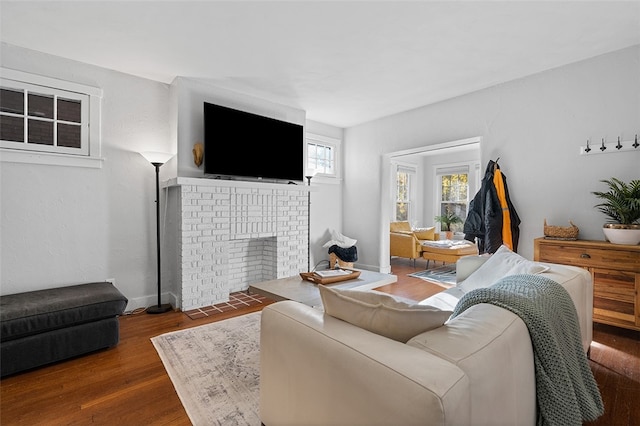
[408,264,456,286]
[151,312,261,426]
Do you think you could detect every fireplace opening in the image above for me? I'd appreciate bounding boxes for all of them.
[227,237,277,293]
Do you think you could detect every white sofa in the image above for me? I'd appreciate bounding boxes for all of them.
[259,254,593,426]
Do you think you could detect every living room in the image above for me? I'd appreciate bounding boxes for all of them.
[1,1,639,425]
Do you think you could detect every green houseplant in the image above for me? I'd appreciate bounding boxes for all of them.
[434,210,463,239]
[592,177,640,245]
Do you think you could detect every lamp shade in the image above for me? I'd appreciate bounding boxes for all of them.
[140,151,173,165]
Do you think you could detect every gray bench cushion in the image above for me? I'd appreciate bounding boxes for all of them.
[1,282,127,342]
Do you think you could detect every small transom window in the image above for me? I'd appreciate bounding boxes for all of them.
[1,68,102,168]
[306,133,340,179]
[1,82,89,155]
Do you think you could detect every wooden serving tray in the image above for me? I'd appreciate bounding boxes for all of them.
[300,269,361,285]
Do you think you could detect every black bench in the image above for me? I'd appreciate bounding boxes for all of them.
[0,282,128,377]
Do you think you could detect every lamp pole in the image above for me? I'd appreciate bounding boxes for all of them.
[147,162,171,314]
[141,151,173,314]
[306,175,313,272]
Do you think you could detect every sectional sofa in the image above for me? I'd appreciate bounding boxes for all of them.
[259,247,595,425]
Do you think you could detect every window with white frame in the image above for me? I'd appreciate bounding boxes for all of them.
[0,68,102,168]
[306,133,340,179]
[394,164,416,222]
[435,164,471,233]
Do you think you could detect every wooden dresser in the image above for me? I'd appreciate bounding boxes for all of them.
[534,237,640,331]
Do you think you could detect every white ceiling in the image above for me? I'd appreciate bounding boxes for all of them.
[1,1,639,128]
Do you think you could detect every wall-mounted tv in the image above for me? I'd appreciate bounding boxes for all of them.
[203,102,304,183]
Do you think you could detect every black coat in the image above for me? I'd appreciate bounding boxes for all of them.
[464,160,520,254]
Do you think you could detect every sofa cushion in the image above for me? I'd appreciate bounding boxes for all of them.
[390,221,412,233]
[413,227,436,240]
[458,245,549,293]
[318,286,452,343]
[0,282,128,342]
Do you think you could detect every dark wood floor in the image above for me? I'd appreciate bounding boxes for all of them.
[1,257,638,425]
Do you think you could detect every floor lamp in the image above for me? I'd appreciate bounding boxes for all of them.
[305,171,316,272]
[141,151,174,314]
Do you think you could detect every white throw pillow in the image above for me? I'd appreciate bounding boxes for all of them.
[318,286,452,343]
[458,245,550,292]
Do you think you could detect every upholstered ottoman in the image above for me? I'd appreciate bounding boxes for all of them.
[0,282,128,377]
[421,241,478,267]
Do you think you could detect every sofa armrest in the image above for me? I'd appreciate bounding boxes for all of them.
[539,263,593,352]
[390,231,421,258]
[260,301,470,426]
[407,304,536,426]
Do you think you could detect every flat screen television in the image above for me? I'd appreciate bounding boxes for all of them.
[203,102,304,183]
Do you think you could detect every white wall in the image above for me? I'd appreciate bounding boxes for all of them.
[344,45,639,269]
[0,44,171,310]
[5,42,634,300]
[0,43,344,305]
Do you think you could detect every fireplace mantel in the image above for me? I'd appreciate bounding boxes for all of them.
[164,176,311,192]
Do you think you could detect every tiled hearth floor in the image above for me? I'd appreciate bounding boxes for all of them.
[183,291,274,320]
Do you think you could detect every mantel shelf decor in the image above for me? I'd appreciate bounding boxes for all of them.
[580,134,639,156]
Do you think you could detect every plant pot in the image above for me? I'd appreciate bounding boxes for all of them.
[602,224,640,245]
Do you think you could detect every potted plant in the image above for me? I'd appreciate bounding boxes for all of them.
[592,177,640,245]
[434,210,463,240]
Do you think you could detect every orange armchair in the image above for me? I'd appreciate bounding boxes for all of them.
[390,221,440,260]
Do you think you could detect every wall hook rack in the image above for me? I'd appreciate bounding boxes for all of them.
[580,134,639,156]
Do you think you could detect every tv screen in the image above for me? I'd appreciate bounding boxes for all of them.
[203,102,304,183]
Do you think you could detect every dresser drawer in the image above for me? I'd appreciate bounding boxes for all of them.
[592,269,637,328]
[536,243,640,272]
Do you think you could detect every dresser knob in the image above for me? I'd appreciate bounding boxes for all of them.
[580,253,591,259]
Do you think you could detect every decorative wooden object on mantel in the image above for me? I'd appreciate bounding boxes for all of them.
[192,142,204,167]
[534,237,640,332]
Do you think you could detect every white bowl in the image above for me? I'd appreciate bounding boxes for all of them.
[602,224,640,245]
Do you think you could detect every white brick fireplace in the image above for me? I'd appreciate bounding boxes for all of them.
[165,177,309,311]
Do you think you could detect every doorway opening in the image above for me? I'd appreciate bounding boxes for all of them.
[380,137,481,273]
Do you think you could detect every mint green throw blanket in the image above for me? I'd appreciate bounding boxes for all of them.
[451,274,604,426]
